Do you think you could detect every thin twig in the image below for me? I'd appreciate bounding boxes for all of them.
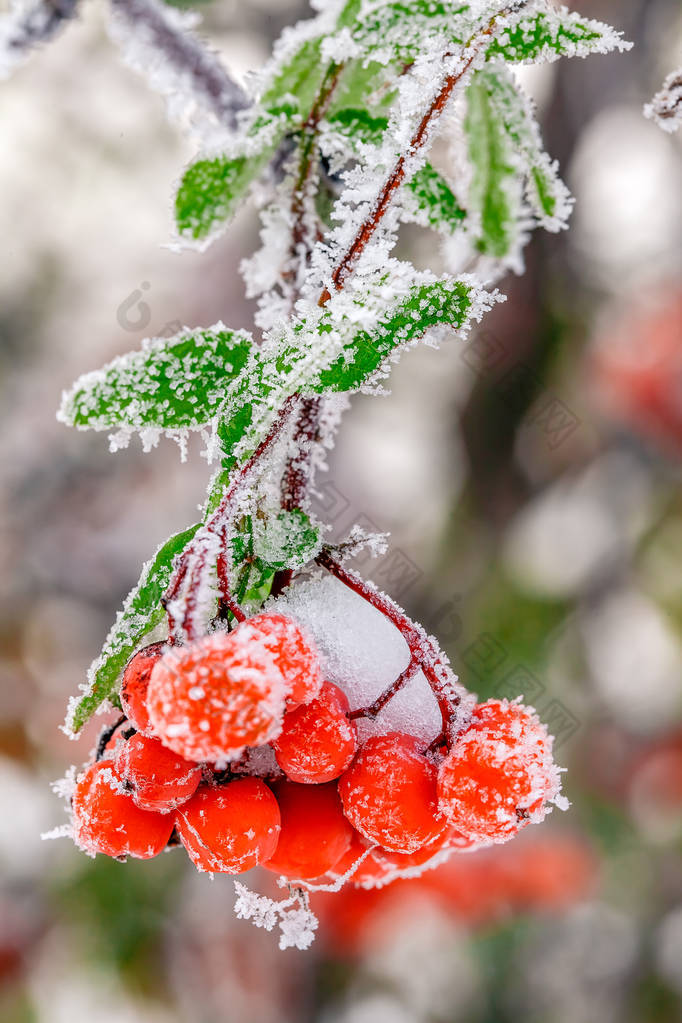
[347,660,421,721]
[318,3,526,305]
[0,0,78,76]
[109,0,249,131]
[316,551,461,742]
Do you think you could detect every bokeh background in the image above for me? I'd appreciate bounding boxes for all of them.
[1,0,681,1020]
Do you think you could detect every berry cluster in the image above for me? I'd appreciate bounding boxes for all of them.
[70,610,562,885]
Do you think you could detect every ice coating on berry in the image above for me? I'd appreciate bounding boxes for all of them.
[176,779,281,874]
[146,628,286,762]
[263,780,354,880]
[437,699,563,843]
[114,732,201,812]
[71,761,174,859]
[272,577,443,743]
[339,732,446,853]
[238,612,323,706]
[273,682,357,784]
[120,641,165,735]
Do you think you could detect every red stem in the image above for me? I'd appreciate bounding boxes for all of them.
[316,551,461,741]
[347,659,421,721]
[318,6,520,306]
[164,394,299,639]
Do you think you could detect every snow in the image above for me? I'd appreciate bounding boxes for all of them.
[272,574,444,744]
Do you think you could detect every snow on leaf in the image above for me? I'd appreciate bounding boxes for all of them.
[215,270,495,468]
[480,66,572,231]
[644,69,682,135]
[403,163,466,233]
[486,5,632,65]
[174,0,362,243]
[351,0,474,65]
[325,109,465,234]
[465,69,524,264]
[64,523,200,735]
[311,275,476,391]
[58,325,252,435]
[251,509,322,570]
[175,146,279,242]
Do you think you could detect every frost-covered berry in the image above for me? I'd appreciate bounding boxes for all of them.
[71,761,174,859]
[273,682,357,784]
[262,780,354,880]
[239,612,322,707]
[146,629,286,762]
[120,641,165,736]
[338,732,446,854]
[175,779,281,874]
[437,699,562,843]
[114,732,201,813]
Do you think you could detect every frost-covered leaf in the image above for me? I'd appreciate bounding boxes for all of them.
[252,509,322,570]
[350,2,629,68]
[216,272,490,466]
[351,0,472,63]
[465,72,520,261]
[65,523,200,734]
[403,163,466,233]
[175,0,362,241]
[480,66,571,231]
[175,147,278,241]
[327,106,389,145]
[325,109,465,234]
[311,277,474,391]
[58,325,252,433]
[486,6,632,64]
[255,36,327,126]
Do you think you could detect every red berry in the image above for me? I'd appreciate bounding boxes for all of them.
[114,732,201,812]
[273,682,357,784]
[175,779,281,874]
[262,780,354,880]
[338,732,446,854]
[239,612,322,706]
[120,642,165,736]
[146,628,286,762]
[71,761,174,859]
[437,699,561,843]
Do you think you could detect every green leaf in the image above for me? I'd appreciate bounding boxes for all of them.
[351,3,627,68]
[465,72,519,260]
[58,327,253,433]
[66,523,200,733]
[175,147,276,241]
[327,59,398,119]
[252,509,322,569]
[215,275,479,468]
[479,67,571,230]
[311,278,474,392]
[486,8,630,64]
[256,37,327,126]
[325,110,465,234]
[404,164,466,233]
[352,1,471,62]
[326,107,389,146]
